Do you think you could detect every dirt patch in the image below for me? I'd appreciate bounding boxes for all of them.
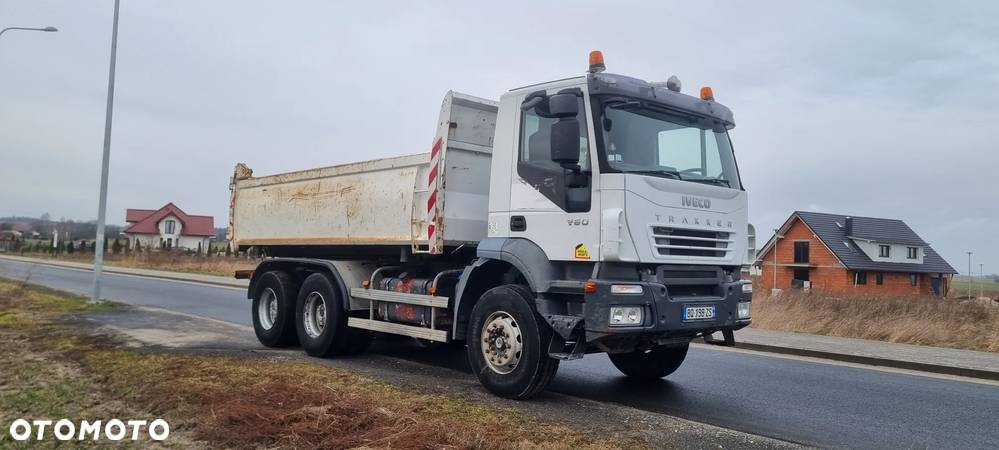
[751,290,999,353]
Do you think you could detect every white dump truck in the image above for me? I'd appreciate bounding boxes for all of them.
[229,52,752,399]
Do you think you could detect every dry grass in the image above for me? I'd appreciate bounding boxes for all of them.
[751,290,999,353]
[26,251,256,277]
[0,280,633,449]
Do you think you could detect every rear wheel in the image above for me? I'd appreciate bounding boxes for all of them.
[251,271,299,347]
[467,285,559,399]
[296,273,372,357]
[609,343,689,379]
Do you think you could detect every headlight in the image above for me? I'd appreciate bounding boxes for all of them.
[610,284,643,295]
[609,306,643,326]
[737,301,751,319]
[741,282,753,294]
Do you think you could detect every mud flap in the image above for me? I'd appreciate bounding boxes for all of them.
[542,314,585,360]
[704,329,736,347]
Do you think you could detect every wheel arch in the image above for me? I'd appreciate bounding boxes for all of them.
[452,238,563,341]
[452,258,533,341]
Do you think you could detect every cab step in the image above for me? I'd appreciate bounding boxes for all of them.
[346,317,449,342]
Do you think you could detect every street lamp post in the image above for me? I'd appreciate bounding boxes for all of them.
[91,0,121,304]
[980,263,984,299]
[0,26,58,38]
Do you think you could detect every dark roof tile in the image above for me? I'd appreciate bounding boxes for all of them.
[795,211,956,274]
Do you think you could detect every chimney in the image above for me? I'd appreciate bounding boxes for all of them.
[844,216,853,236]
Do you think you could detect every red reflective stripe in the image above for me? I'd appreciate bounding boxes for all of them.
[430,137,443,159]
[427,191,437,212]
[428,165,438,186]
[427,223,435,238]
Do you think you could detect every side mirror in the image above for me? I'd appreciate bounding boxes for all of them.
[547,93,579,118]
[550,118,580,166]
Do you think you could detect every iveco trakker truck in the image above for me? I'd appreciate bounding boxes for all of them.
[229,51,752,399]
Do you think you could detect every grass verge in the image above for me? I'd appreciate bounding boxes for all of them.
[751,290,999,353]
[0,280,632,449]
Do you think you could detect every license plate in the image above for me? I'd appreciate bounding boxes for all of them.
[683,305,716,321]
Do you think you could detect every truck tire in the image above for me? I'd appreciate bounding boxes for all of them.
[251,271,299,347]
[467,284,559,399]
[608,344,689,380]
[295,273,372,357]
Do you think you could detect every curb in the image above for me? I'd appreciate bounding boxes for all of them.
[0,255,248,289]
[730,341,999,382]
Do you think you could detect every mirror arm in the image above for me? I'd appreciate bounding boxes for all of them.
[520,90,548,111]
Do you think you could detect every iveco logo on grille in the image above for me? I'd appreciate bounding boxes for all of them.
[681,196,711,209]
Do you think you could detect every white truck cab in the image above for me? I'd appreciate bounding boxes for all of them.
[231,51,752,399]
[488,62,747,266]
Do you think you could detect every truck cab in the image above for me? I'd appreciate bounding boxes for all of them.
[476,52,750,354]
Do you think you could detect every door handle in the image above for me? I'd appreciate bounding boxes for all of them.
[510,216,527,232]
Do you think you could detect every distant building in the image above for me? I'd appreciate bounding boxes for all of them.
[122,203,214,251]
[0,230,22,252]
[755,211,956,297]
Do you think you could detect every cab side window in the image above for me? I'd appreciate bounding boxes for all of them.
[517,96,590,212]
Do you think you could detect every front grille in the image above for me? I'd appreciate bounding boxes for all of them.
[651,226,733,258]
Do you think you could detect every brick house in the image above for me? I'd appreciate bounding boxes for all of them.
[122,203,214,252]
[754,211,956,297]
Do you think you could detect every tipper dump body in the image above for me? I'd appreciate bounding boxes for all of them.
[229,92,498,255]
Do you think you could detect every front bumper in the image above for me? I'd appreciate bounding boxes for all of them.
[581,279,751,349]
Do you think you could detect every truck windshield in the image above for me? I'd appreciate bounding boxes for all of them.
[597,100,741,190]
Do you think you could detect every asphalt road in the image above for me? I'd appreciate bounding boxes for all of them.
[2,258,997,449]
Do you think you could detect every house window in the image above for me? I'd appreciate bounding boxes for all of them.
[792,269,810,289]
[910,274,918,287]
[855,272,867,285]
[164,220,176,234]
[907,247,917,259]
[879,245,890,258]
[875,273,884,285]
[793,241,810,263]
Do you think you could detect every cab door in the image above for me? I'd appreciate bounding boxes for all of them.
[508,87,601,262]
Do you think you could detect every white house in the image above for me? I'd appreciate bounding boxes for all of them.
[122,203,214,252]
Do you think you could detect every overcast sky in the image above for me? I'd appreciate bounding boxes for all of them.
[1,1,996,274]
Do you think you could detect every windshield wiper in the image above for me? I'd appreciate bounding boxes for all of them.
[627,169,682,180]
[687,177,731,188]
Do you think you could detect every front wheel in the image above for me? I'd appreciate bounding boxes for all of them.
[467,285,559,399]
[609,343,689,379]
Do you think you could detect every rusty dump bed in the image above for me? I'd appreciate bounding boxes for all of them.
[228,91,498,255]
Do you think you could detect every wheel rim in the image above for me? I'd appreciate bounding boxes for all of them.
[258,288,278,330]
[303,291,327,338]
[480,310,523,374]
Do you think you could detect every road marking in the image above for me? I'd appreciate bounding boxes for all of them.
[133,305,253,331]
[693,343,999,387]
